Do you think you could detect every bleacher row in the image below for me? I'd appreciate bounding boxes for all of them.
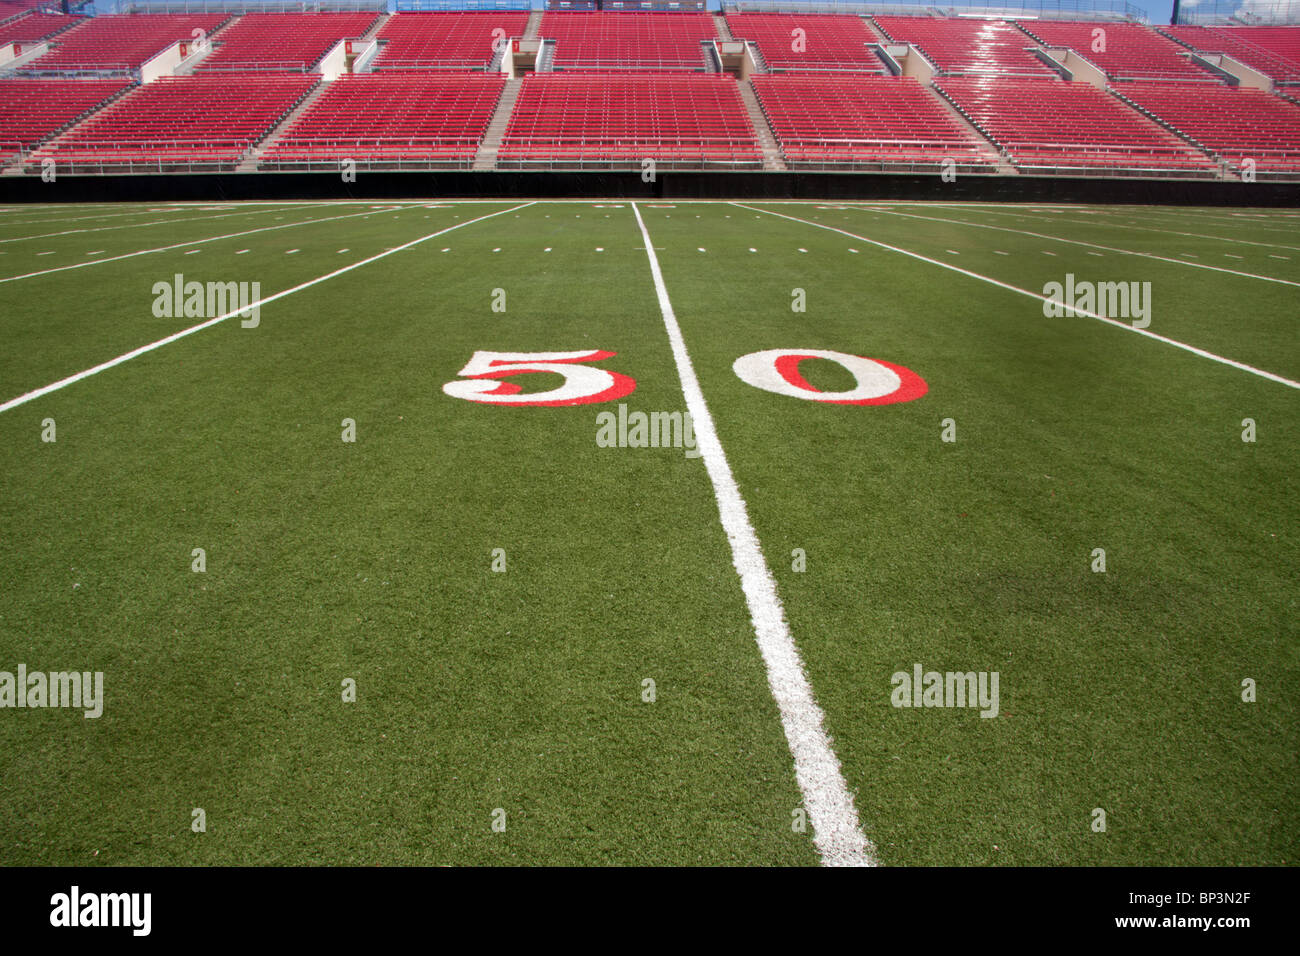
[0,10,1297,177]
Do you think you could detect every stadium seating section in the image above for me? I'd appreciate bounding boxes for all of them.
[373,12,531,70]
[937,76,1217,175]
[1115,81,1300,175]
[0,0,53,22]
[1019,20,1210,81]
[0,10,1298,178]
[1163,24,1300,85]
[500,73,759,167]
[263,72,504,168]
[872,16,1057,77]
[0,11,77,45]
[29,72,316,171]
[540,12,716,70]
[0,76,125,161]
[21,14,229,73]
[725,14,883,72]
[752,73,989,169]
[195,12,380,72]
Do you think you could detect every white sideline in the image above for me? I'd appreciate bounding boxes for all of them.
[731,202,1300,391]
[630,202,876,867]
[0,205,410,285]
[0,203,533,414]
[848,205,1300,288]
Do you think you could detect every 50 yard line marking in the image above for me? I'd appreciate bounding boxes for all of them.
[630,202,875,867]
[0,203,534,414]
[731,203,1300,391]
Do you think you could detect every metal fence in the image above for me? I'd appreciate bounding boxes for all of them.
[1175,1,1300,26]
[115,1,387,13]
[723,0,1148,22]
[395,1,533,10]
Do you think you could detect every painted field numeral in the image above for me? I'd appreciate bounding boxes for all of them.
[442,349,637,407]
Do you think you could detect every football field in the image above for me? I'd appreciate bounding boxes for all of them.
[0,198,1295,866]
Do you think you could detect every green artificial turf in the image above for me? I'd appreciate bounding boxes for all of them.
[0,200,1295,866]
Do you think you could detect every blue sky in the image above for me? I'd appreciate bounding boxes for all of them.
[1145,1,1183,23]
[1143,2,1177,22]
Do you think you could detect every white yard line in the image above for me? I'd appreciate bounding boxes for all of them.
[0,205,412,285]
[0,200,327,223]
[732,203,1300,392]
[0,203,532,414]
[843,205,1300,288]
[1042,204,1300,236]
[631,202,875,868]
[915,203,1300,253]
[0,202,338,245]
[915,201,1300,238]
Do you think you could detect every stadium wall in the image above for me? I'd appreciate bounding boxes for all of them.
[2,171,1299,205]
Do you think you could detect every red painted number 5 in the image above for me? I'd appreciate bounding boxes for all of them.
[441,350,637,407]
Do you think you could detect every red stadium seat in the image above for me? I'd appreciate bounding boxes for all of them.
[936,76,1218,175]
[1018,20,1212,82]
[0,77,128,162]
[540,12,716,71]
[499,72,760,168]
[28,72,316,172]
[373,12,531,70]
[751,73,991,170]
[262,72,505,169]
[1162,24,1300,86]
[1115,81,1300,176]
[0,11,79,45]
[193,12,380,73]
[872,16,1057,77]
[726,14,883,72]
[22,14,228,73]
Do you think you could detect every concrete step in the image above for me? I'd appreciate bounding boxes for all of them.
[361,13,387,41]
[925,82,1010,171]
[701,40,718,73]
[18,82,137,174]
[473,76,522,171]
[713,14,732,41]
[524,10,542,40]
[738,79,786,171]
[236,79,328,172]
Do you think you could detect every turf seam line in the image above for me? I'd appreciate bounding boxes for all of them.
[731,203,1300,392]
[631,201,876,868]
[0,202,339,246]
[848,205,1300,288]
[0,203,535,414]
[913,203,1300,253]
[0,205,411,285]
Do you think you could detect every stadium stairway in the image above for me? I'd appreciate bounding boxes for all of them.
[713,14,731,41]
[524,10,541,40]
[360,13,387,40]
[926,82,1013,173]
[702,40,719,72]
[236,79,327,172]
[473,75,521,170]
[1106,85,1239,179]
[2,79,134,175]
[738,79,786,170]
